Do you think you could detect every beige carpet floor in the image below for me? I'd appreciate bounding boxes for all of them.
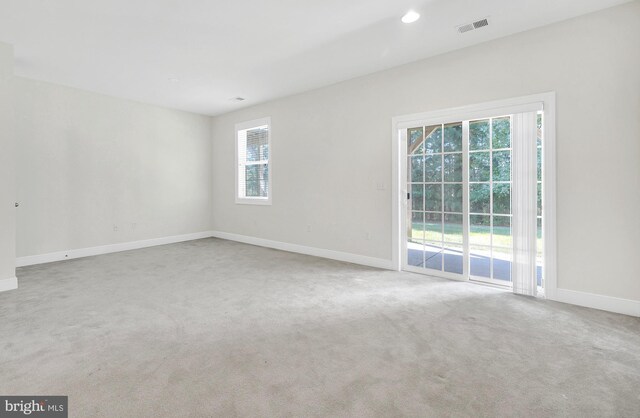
[1,238,639,417]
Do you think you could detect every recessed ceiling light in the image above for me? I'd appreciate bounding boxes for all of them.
[168,77,180,83]
[401,10,420,24]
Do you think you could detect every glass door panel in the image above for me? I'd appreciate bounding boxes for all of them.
[468,116,513,285]
[406,123,463,277]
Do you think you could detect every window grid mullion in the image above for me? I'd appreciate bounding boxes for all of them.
[441,124,445,272]
[489,117,494,280]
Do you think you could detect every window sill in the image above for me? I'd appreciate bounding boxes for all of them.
[235,197,272,206]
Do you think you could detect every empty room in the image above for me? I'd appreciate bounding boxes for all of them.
[1,0,639,416]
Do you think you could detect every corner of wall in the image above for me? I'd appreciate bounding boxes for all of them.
[209,114,216,231]
[0,41,17,291]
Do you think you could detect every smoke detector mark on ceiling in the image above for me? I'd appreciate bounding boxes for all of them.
[457,17,490,34]
[231,97,246,102]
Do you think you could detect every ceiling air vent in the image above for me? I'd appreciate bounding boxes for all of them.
[457,23,474,34]
[457,17,490,34]
[473,18,489,29]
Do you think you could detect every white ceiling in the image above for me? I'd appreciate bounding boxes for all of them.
[0,0,630,115]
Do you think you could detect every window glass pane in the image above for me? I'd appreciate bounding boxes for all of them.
[424,243,442,270]
[492,150,511,181]
[444,244,463,274]
[407,239,424,267]
[261,164,269,196]
[492,249,512,281]
[537,182,542,216]
[537,147,542,182]
[537,217,543,253]
[492,215,512,249]
[424,155,442,183]
[470,215,491,246]
[443,153,462,182]
[425,184,442,212]
[245,167,260,197]
[537,217,543,287]
[470,245,491,278]
[246,127,268,161]
[493,183,511,214]
[246,143,259,162]
[537,113,542,147]
[469,119,490,150]
[411,184,424,211]
[537,263,543,287]
[410,156,424,183]
[424,125,442,154]
[444,213,462,244]
[245,165,258,181]
[470,183,490,213]
[443,184,463,213]
[443,122,462,152]
[408,127,424,155]
[492,117,511,149]
[410,212,424,243]
[425,212,442,242]
[469,152,490,182]
[245,164,268,197]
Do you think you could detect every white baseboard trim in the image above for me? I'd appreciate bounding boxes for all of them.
[0,276,18,292]
[210,231,394,270]
[16,231,214,267]
[16,229,393,271]
[552,288,640,317]
[15,229,637,317]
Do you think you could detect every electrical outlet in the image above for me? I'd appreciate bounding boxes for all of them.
[365,232,371,240]
[306,225,312,232]
[113,225,118,232]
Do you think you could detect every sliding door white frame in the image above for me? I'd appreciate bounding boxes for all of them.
[391,92,557,298]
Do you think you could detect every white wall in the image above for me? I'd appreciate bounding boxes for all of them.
[0,42,16,286]
[211,3,640,302]
[15,78,212,257]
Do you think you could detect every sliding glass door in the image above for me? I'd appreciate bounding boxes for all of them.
[403,110,543,291]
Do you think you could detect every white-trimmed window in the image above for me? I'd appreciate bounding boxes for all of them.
[236,117,271,205]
